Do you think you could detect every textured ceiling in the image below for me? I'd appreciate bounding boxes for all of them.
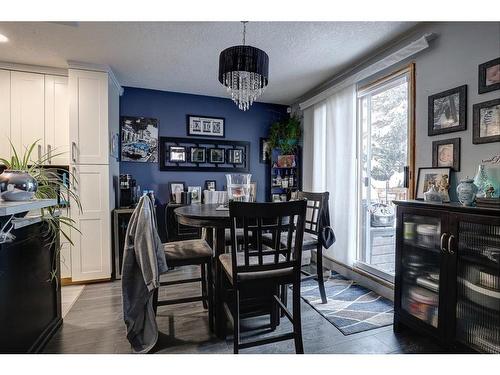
[0,22,418,104]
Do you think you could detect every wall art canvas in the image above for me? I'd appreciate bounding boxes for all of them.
[260,137,271,164]
[428,85,467,136]
[187,115,225,138]
[121,116,158,162]
[478,57,500,94]
[473,98,500,144]
[432,137,460,171]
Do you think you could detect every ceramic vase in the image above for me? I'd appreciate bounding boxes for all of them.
[457,177,478,206]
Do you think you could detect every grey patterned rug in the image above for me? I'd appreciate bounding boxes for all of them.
[300,272,394,335]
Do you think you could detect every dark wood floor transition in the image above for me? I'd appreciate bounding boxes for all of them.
[44,266,445,354]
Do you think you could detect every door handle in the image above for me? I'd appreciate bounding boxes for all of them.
[448,235,455,255]
[71,142,77,163]
[440,233,448,254]
[47,144,52,164]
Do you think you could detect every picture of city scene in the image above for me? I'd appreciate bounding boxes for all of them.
[121,116,158,162]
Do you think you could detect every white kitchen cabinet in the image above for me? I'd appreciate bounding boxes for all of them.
[45,75,69,165]
[0,69,10,159]
[69,69,109,165]
[70,164,111,281]
[10,71,45,159]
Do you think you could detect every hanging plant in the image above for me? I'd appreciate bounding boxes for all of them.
[268,116,302,155]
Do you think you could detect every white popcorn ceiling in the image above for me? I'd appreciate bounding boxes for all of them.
[0,21,417,104]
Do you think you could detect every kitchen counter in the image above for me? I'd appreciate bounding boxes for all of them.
[0,199,57,216]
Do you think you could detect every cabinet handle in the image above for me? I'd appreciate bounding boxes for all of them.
[448,235,455,255]
[72,167,77,191]
[440,233,448,253]
[38,145,42,161]
[47,144,52,164]
[71,142,77,163]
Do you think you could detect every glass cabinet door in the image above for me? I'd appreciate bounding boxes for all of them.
[453,216,500,354]
[400,213,444,329]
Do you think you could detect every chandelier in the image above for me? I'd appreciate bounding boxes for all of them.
[218,21,269,111]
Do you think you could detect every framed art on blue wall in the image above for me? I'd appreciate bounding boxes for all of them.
[187,115,225,138]
[121,116,159,162]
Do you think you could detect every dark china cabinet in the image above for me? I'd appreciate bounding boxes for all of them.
[394,201,499,353]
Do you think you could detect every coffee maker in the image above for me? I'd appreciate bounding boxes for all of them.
[119,174,137,208]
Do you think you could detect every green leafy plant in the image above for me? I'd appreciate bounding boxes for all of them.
[0,140,82,286]
[268,116,302,155]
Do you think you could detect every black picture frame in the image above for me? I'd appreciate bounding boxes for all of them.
[259,137,271,164]
[209,148,225,164]
[227,148,244,164]
[205,180,217,191]
[415,167,452,200]
[432,137,460,171]
[428,85,467,136]
[190,147,206,163]
[187,114,225,138]
[159,137,250,172]
[473,98,500,144]
[168,146,186,162]
[478,57,500,94]
[168,181,186,200]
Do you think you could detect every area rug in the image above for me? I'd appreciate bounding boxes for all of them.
[299,272,394,335]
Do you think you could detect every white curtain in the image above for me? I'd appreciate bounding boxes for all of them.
[302,84,357,266]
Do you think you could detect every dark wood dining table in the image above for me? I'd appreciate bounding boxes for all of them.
[174,203,230,338]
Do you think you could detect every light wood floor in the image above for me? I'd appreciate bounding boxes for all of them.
[44,265,445,354]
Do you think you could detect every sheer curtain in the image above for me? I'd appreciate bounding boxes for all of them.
[302,84,357,266]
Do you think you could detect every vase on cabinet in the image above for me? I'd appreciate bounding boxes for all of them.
[0,170,38,201]
[456,177,478,206]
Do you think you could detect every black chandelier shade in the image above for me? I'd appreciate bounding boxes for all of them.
[218,45,269,86]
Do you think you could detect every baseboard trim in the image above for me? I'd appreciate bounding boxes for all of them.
[312,252,395,301]
[60,277,111,286]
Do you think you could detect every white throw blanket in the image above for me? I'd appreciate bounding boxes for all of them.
[121,195,168,353]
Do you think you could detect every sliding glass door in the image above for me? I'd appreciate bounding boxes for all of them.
[356,65,415,282]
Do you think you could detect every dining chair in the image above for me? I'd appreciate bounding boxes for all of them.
[219,200,307,354]
[151,207,214,330]
[263,191,330,304]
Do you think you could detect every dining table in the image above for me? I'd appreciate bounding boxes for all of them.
[174,203,231,338]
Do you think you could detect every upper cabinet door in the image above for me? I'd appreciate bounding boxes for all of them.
[10,71,45,160]
[69,69,109,165]
[45,75,69,165]
[0,70,11,159]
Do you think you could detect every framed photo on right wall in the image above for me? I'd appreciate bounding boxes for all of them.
[478,57,500,94]
[473,98,500,144]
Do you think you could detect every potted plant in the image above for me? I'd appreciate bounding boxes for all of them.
[268,116,302,156]
[0,140,82,285]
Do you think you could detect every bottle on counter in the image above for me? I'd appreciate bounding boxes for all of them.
[289,169,294,187]
[276,171,282,187]
[282,170,289,188]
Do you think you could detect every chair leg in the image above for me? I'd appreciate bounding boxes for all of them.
[316,244,327,304]
[280,284,288,319]
[152,288,159,316]
[207,260,214,332]
[270,285,279,331]
[292,277,304,354]
[201,263,208,309]
[233,289,240,354]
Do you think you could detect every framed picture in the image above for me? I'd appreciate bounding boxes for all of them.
[168,146,186,162]
[432,138,460,171]
[415,167,452,200]
[478,57,500,94]
[428,85,467,136]
[260,137,271,164]
[190,147,206,163]
[187,115,225,138]
[168,181,186,200]
[227,149,244,164]
[121,116,159,162]
[473,98,500,144]
[209,148,225,164]
[205,180,216,191]
[188,186,202,204]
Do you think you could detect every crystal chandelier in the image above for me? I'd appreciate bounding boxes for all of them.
[218,21,269,111]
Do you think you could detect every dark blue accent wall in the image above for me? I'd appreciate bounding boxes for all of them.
[119,87,288,204]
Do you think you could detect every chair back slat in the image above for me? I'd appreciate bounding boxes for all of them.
[229,201,307,283]
[297,191,329,236]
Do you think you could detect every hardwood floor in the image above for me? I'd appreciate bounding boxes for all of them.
[43,265,444,354]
